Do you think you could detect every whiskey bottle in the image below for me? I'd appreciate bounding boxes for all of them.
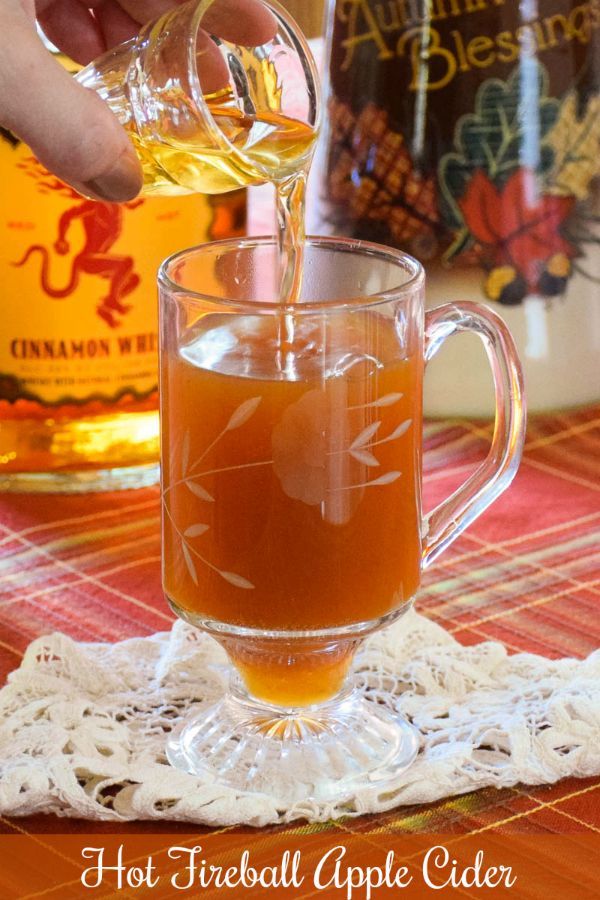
[0,50,245,492]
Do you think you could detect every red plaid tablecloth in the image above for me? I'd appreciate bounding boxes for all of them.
[0,405,599,837]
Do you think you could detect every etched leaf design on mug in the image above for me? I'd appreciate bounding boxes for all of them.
[163,397,266,591]
[225,396,262,431]
[385,420,412,441]
[219,571,255,590]
[272,387,412,506]
[167,387,413,586]
[185,482,214,502]
[181,541,199,586]
[341,470,402,491]
[350,448,380,467]
[350,421,382,450]
[364,392,403,408]
[184,524,209,538]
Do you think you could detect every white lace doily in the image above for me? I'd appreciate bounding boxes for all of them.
[0,608,599,827]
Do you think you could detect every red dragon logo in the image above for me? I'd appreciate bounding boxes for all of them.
[12,157,143,328]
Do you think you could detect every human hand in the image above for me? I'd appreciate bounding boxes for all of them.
[0,0,277,202]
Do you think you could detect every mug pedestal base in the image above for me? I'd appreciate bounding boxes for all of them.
[166,683,419,804]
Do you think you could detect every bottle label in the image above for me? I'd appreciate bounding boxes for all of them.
[0,135,243,409]
[326,0,600,305]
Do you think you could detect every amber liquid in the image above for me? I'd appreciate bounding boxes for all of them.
[131,101,315,195]
[130,96,316,303]
[162,313,422,704]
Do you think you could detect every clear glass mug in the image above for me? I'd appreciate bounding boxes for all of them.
[159,236,526,802]
[76,0,320,196]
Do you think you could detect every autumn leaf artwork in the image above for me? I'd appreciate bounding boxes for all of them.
[457,169,576,305]
[326,59,599,306]
[439,62,600,305]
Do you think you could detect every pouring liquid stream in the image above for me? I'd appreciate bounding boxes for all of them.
[208,93,316,351]
[209,95,316,340]
[275,168,309,350]
[128,85,317,345]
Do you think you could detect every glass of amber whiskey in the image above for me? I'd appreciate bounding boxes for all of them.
[76,0,320,196]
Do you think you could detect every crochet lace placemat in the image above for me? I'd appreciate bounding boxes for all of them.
[0,608,598,827]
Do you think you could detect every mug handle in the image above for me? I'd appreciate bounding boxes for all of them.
[422,301,526,569]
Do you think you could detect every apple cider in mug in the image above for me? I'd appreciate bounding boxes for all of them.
[158,234,524,799]
[161,311,422,705]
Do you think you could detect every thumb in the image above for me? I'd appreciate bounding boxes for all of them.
[0,18,142,201]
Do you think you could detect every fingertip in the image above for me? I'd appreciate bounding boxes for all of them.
[0,26,143,200]
[79,144,143,202]
[201,0,279,47]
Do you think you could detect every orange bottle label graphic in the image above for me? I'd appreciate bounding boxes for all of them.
[12,157,141,329]
[0,133,238,409]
